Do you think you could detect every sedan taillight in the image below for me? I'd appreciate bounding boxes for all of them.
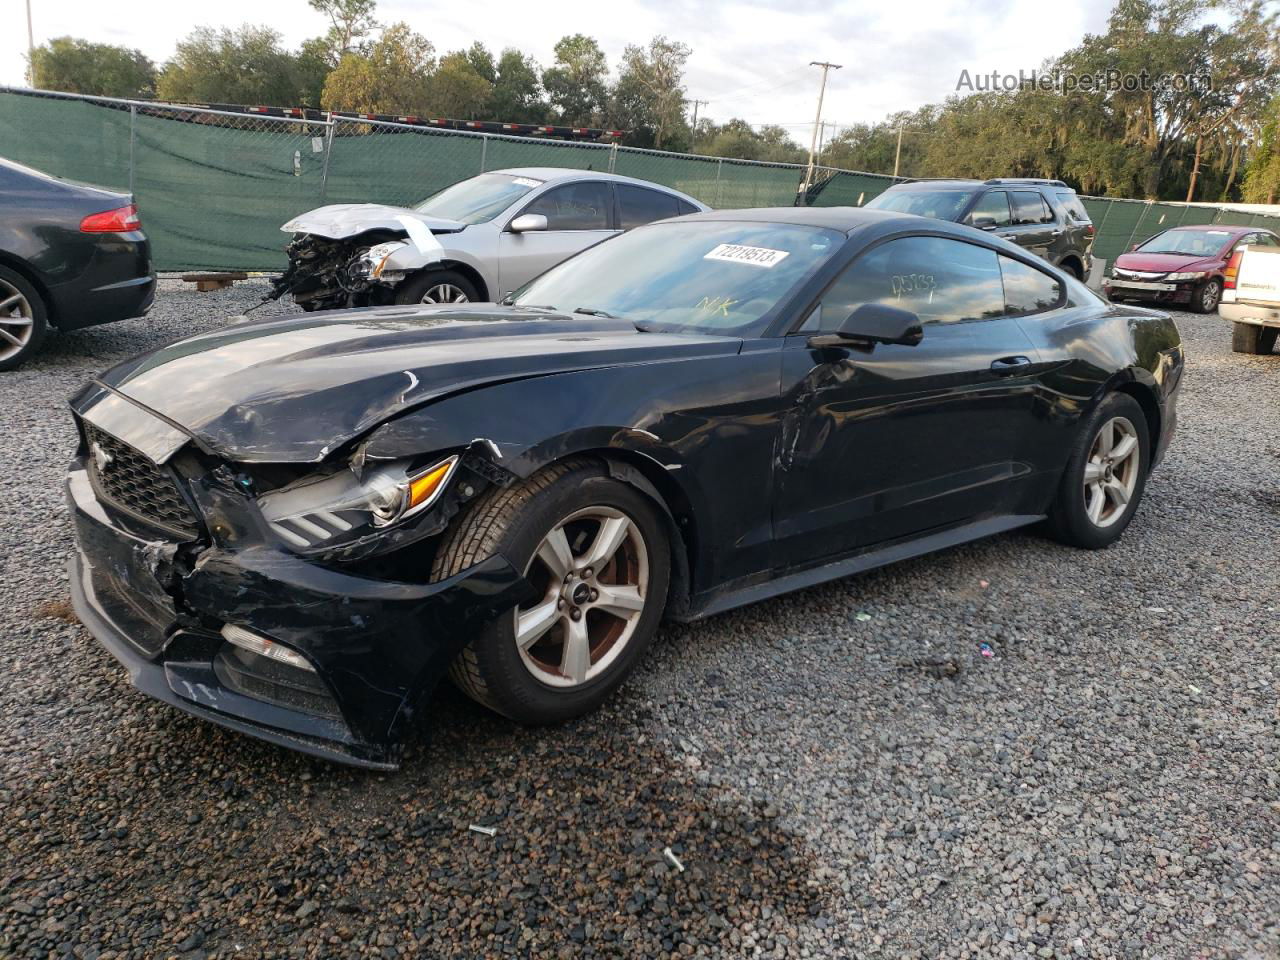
[80,203,141,233]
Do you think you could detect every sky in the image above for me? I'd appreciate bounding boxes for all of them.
[4,0,1117,137]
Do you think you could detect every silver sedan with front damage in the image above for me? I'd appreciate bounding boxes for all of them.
[270,168,707,311]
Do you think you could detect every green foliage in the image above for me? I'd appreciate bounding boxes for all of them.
[307,0,378,65]
[491,49,547,124]
[612,37,691,150]
[31,37,156,99]
[320,22,434,114]
[431,51,493,119]
[158,26,308,105]
[542,34,609,126]
[693,119,805,164]
[1243,97,1280,202]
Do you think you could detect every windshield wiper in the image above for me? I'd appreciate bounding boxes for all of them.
[573,306,624,320]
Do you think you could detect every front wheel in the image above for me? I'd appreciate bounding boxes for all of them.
[433,460,670,724]
[1191,278,1221,314]
[1045,392,1150,549]
[394,269,479,306]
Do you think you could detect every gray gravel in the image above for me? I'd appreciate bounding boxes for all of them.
[1,281,1276,959]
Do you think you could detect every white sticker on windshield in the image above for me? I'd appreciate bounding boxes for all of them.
[511,177,543,188]
[1207,230,1230,235]
[704,243,790,268]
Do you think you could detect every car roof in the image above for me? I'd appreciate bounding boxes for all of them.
[489,167,706,203]
[665,205,939,235]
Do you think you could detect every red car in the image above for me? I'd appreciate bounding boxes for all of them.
[1104,224,1280,313]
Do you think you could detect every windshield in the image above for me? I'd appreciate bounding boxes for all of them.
[415,173,542,224]
[865,188,975,220]
[511,220,844,335]
[1135,229,1233,258]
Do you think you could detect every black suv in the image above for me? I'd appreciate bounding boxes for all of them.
[865,178,1095,280]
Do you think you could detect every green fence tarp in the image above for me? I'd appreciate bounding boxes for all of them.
[5,89,1280,274]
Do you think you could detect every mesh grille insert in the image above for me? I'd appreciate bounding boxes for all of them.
[84,422,199,538]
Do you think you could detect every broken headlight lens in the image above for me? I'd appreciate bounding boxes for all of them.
[257,455,459,550]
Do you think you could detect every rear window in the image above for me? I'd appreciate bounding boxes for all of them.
[1056,191,1091,223]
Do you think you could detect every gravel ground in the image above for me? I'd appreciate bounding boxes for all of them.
[0,281,1276,959]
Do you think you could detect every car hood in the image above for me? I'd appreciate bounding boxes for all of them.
[281,203,467,240]
[1113,252,1222,274]
[94,306,742,463]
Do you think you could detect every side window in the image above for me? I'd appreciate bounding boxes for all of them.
[1001,256,1063,316]
[617,185,681,229]
[1056,191,1091,223]
[811,235,1006,329]
[1256,232,1280,247]
[521,181,611,230]
[968,191,1011,228]
[1011,191,1048,226]
[676,199,700,216]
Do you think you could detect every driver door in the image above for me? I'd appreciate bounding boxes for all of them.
[774,234,1043,566]
[496,181,619,298]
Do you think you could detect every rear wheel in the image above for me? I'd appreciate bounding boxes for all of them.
[1045,392,1150,549]
[0,266,49,371]
[433,460,670,724]
[394,269,480,306]
[1232,322,1276,355]
[1191,278,1221,314]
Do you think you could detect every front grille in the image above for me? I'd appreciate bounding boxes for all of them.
[84,422,200,538]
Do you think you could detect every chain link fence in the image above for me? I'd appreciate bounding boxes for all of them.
[3,87,1279,273]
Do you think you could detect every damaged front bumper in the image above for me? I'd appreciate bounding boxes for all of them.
[67,460,529,769]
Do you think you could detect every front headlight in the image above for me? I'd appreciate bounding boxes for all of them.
[1166,271,1207,282]
[258,455,459,550]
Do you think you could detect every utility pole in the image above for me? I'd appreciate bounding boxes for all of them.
[26,0,36,86]
[689,99,709,147]
[802,61,841,195]
[892,124,904,178]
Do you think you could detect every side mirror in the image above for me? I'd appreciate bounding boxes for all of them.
[807,303,923,349]
[972,216,997,231]
[509,213,548,234]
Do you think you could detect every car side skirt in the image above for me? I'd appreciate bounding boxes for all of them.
[684,513,1044,621]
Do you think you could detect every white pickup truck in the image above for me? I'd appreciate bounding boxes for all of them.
[1221,241,1280,354]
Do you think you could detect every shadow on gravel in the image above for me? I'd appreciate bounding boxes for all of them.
[0,682,835,959]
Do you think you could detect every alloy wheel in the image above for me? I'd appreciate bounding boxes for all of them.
[514,506,650,687]
[1201,281,1220,312]
[1083,415,1140,528]
[420,283,470,304]
[0,278,34,363]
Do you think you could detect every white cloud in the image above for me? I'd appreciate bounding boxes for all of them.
[4,0,1116,154]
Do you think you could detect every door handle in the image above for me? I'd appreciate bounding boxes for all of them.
[990,355,1032,374]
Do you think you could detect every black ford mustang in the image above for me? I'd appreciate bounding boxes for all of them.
[67,208,1183,768]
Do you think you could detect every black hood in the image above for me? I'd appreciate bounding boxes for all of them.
[95,305,742,462]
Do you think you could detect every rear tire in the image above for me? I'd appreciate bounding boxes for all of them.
[1232,322,1275,355]
[433,459,670,724]
[1191,278,1221,314]
[1045,392,1150,549]
[394,269,480,306]
[0,266,49,372]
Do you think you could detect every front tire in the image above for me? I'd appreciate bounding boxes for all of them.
[1191,278,1221,314]
[0,266,49,371]
[394,269,480,306]
[1232,322,1276,355]
[433,460,670,724]
[1045,392,1150,549]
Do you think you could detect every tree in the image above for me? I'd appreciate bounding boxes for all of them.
[30,37,156,98]
[1243,97,1280,203]
[308,0,378,66]
[296,36,334,107]
[321,22,434,114]
[430,51,493,118]
[157,26,304,105]
[490,49,547,123]
[691,118,804,163]
[465,42,496,84]
[542,35,608,126]
[613,37,691,150]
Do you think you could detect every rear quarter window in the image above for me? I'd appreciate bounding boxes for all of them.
[1055,191,1091,223]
